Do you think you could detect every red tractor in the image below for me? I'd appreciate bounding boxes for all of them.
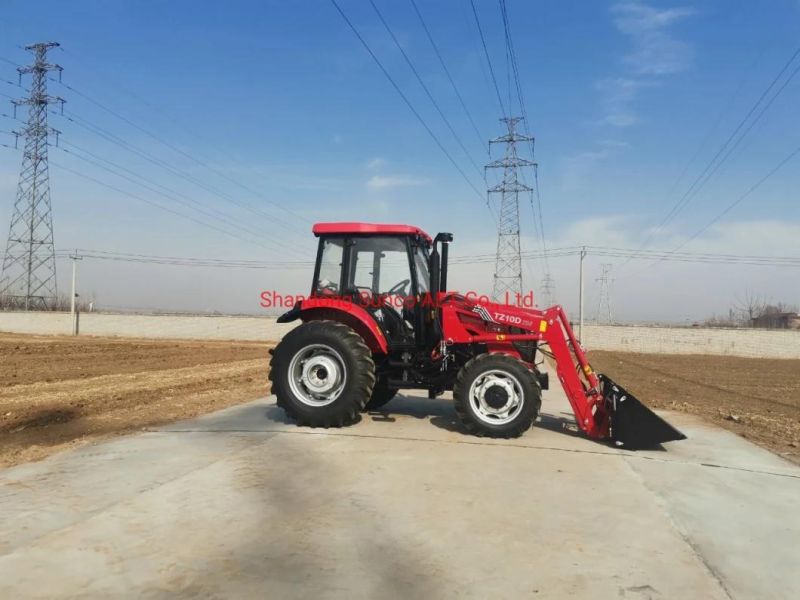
[270,222,685,448]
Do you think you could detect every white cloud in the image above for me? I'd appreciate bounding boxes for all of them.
[560,140,628,190]
[366,157,386,170]
[366,174,430,190]
[612,1,696,75]
[596,78,654,127]
[591,3,695,129]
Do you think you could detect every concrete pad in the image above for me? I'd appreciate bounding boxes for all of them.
[1,383,798,599]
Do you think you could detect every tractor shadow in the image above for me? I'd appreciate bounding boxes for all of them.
[365,394,450,423]
[536,412,585,438]
[264,404,365,426]
[369,395,604,444]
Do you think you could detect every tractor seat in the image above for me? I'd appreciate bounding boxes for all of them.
[369,303,413,344]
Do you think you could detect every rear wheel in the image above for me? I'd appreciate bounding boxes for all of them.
[364,378,398,410]
[453,353,541,438]
[269,320,375,427]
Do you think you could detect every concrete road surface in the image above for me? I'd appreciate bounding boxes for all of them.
[1,381,799,599]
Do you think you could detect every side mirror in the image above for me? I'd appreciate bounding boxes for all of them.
[434,232,453,243]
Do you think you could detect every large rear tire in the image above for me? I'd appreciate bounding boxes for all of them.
[453,353,541,438]
[269,320,375,427]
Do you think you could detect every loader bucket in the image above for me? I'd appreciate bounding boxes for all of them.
[599,374,686,449]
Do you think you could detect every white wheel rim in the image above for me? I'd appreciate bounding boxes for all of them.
[288,344,347,407]
[468,369,524,425]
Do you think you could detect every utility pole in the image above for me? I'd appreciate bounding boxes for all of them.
[487,116,535,304]
[595,263,614,324]
[0,42,64,311]
[70,251,81,335]
[578,246,586,340]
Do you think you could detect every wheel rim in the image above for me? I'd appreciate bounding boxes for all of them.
[288,344,347,407]
[468,369,524,425]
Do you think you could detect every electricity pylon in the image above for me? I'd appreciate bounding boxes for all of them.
[594,263,613,324]
[539,273,555,307]
[0,42,64,310]
[487,116,535,303]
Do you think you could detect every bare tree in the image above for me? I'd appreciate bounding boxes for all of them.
[732,289,767,327]
[0,293,92,312]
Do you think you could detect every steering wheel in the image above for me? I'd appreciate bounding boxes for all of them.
[387,278,410,296]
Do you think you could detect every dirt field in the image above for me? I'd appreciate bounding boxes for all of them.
[0,334,271,467]
[590,351,800,464]
[2,333,799,468]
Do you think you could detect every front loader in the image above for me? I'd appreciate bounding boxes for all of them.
[270,222,685,449]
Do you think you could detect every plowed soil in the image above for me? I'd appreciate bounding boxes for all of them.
[3,334,799,468]
[1,334,271,467]
[590,351,800,464]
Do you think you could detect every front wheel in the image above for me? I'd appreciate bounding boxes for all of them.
[453,354,541,438]
[269,320,376,427]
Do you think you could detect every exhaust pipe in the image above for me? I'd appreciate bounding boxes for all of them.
[600,375,686,449]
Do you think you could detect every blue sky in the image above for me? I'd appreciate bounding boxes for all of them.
[1,1,799,320]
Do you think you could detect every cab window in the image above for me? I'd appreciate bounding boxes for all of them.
[315,237,344,295]
[347,236,412,296]
[413,245,430,294]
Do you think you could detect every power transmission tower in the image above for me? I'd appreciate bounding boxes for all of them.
[539,273,555,307]
[487,116,535,303]
[594,263,613,324]
[0,42,64,310]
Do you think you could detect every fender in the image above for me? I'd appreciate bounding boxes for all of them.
[277,299,389,354]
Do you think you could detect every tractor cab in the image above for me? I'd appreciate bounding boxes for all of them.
[308,222,450,349]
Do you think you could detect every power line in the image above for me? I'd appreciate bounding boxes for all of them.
[52,108,308,242]
[49,77,312,225]
[64,250,315,269]
[469,0,506,117]
[683,144,800,244]
[58,138,305,252]
[0,55,21,68]
[497,0,551,284]
[620,44,800,266]
[327,0,489,208]
[49,160,307,257]
[407,0,486,150]
[55,144,306,257]
[368,0,484,177]
[620,142,800,275]
[58,46,218,150]
[7,243,794,269]
[615,41,773,272]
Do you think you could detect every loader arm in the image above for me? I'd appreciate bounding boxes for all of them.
[538,306,607,439]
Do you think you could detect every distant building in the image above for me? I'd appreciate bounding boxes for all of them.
[751,312,800,330]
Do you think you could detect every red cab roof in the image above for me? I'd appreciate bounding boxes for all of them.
[312,222,432,244]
